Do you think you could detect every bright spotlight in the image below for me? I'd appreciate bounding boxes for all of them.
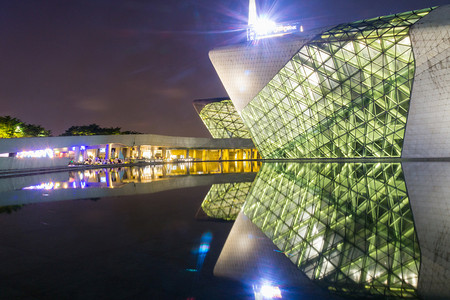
[254,17,277,36]
[253,283,282,299]
[260,285,282,298]
[246,0,303,42]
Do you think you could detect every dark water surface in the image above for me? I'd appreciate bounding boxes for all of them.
[0,161,448,300]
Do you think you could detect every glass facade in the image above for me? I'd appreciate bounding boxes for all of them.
[243,162,420,298]
[241,8,433,158]
[194,98,252,139]
[200,182,253,221]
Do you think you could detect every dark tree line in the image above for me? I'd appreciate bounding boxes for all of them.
[61,124,141,136]
[0,116,141,138]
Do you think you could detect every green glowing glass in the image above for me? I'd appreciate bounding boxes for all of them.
[201,182,253,221]
[241,8,433,158]
[195,99,252,139]
[243,162,420,298]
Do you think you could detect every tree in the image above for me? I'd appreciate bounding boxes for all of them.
[0,116,51,138]
[22,124,52,137]
[61,124,141,136]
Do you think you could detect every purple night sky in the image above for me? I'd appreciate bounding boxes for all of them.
[0,0,448,137]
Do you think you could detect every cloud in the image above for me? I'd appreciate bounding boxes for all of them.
[75,97,108,112]
[151,87,188,100]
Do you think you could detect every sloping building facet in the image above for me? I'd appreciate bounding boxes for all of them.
[210,6,450,159]
[193,98,252,139]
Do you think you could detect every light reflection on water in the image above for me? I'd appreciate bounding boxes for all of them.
[0,161,448,299]
[20,161,261,191]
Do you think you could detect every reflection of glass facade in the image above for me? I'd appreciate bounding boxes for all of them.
[193,98,252,139]
[241,8,433,158]
[200,182,252,221]
[243,163,420,298]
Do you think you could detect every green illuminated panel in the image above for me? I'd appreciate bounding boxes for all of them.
[243,162,420,298]
[201,182,252,221]
[241,8,433,158]
[196,99,252,139]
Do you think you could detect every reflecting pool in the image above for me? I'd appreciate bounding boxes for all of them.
[0,161,448,299]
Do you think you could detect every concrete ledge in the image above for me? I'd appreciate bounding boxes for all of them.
[0,158,70,172]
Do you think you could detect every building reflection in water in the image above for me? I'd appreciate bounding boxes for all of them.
[199,182,253,221]
[0,161,259,208]
[2,161,449,299]
[216,162,423,299]
[19,161,261,191]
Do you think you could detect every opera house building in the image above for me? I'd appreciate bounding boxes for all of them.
[1,4,450,300]
[209,5,450,159]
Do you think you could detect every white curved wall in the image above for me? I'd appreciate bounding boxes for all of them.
[209,27,330,113]
[403,162,450,299]
[402,5,450,157]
